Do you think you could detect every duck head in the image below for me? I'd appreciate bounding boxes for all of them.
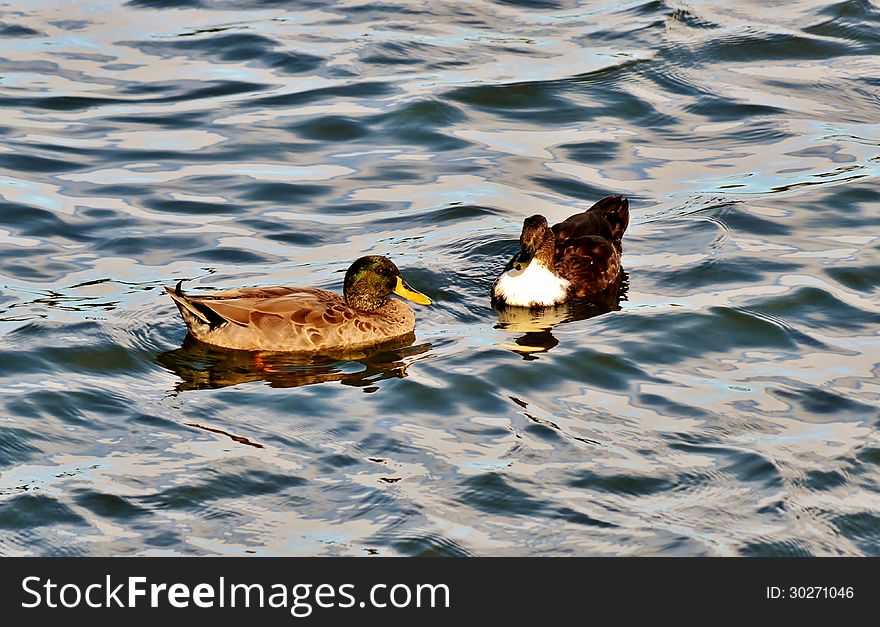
[344,255,432,312]
[514,214,555,272]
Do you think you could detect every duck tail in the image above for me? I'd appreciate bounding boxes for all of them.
[590,194,629,241]
[165,280,212,327]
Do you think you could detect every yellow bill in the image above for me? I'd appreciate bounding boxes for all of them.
[394,276,432,305]
[513,250,533,273]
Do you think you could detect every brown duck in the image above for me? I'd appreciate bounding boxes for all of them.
[166,255,431,352]
[492,195,629,307]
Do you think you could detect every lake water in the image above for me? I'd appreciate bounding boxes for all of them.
[1,0,879,556]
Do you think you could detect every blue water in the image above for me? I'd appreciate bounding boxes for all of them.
[0,0,879,556]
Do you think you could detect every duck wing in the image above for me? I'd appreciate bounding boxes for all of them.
[554,235,622,297]
[171,286,354,330]
[551,195,629,247]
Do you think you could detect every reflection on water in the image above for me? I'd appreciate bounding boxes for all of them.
[494,273,627,359]
[1,0,879,556]
[157,334,429,392]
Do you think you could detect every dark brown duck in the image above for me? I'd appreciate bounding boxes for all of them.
[492,195,629,307]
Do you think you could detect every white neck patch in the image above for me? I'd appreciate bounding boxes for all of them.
[493,261,570,307]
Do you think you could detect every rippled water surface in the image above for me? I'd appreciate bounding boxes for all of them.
[1,0,879,556]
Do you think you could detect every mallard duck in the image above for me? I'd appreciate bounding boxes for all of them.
[166,255,431,352]
[492,195,629,307]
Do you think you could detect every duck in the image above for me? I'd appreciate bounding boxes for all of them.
[166,255,431,352]
[492,195,629,307]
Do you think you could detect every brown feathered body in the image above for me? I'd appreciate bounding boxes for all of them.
[166,285,416,352]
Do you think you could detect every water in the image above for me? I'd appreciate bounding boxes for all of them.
[1,0,878,556]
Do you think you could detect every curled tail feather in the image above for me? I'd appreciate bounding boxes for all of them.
[166,280,212,327]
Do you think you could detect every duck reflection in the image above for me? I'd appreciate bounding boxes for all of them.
[494,272,628,359]
[156,333,430,392]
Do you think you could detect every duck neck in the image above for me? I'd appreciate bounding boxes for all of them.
[344,290,388,312]
[534,231,556,272]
